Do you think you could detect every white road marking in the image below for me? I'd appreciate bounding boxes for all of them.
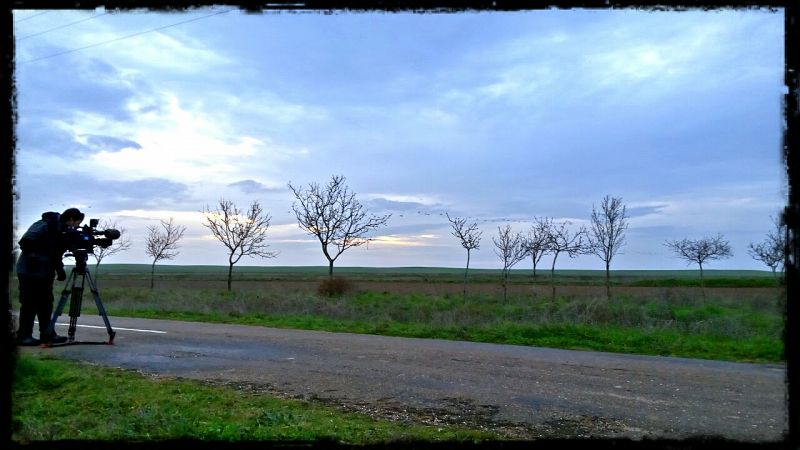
[56,323,167,334]
[33,320,167,334]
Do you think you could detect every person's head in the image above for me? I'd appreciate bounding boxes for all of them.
[60,208,84,228]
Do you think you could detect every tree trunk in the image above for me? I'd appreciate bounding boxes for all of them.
[463,250,470,302]
[605,260,611,301]
[150,262,156,289]
[321,243,334,278]
[550,254,559,301]
[502,270,508,303]
[699,262,706,301]
[227,262,234,291]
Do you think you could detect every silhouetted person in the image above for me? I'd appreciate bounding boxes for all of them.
[15,208,84,346]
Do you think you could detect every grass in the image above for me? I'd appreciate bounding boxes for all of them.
[11,353,498,443]
[29,281,784,363]
[11,265,785,363]
[82,264,782,286]
[10,266,785,443]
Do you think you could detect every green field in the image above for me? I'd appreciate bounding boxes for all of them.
[13,264,784,363]
[79,264,781,286]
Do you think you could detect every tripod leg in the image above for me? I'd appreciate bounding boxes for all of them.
[67,272,85,342]
[85,270,116,344]
[45,270,75,339]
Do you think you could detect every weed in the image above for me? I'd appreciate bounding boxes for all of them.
[317,277,355,297]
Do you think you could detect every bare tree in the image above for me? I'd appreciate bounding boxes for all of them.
[748,216,787,275]
[588,195,628,298]
[289,175,390,277]
[89,220,132,276]
[522,216,553,282]
[493,225,528,302]
[547,220,588,298]
[446,213,482,301]
[548,220,588,277]
[202,199,278,291]
[145,218,186,289]
[665,234,733,284]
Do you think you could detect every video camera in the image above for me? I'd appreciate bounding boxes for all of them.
[63,218,121,255]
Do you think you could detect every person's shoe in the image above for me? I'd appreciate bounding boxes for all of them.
[16,336,41,346]
[44,333,68,344]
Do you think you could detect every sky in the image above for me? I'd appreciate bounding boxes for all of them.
[11,7,787,271]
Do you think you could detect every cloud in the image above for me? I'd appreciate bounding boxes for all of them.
[627,186,785,235]
[370,234,443,248]
[16,175,193,213]
[228,179,284,194]
[82,134,142,152]
[17,56,146,123]
[114,209,204,223]
[626,202,671,219]
[365,193,446,212]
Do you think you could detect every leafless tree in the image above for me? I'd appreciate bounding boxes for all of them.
[547,220,589,298]
[665,234,733,284]
[548,220,589,277]
[89,219,132,276]
[289,175,390,277]
[493,225,528,302]
[588,195,628,298]
[446,213,482,301]
[145,218,186,289]
[748,216,787,275]
[202,199,278,291]
[522,216,553,282]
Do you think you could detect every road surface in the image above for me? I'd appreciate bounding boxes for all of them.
[15,314,787,441]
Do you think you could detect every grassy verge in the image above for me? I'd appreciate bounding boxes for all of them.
[113,309,784,363]
[11,266,784,364]
[11,353,497,443]
[83,284,785,363]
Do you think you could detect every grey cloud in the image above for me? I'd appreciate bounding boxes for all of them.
[627,204,669,218]
[18,55,156,123]
[84,135,142,152]
[16,125,89,155]
[17,175,192,212]
[229,180,284,194]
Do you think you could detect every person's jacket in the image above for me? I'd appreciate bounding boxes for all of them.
[16,212,66,280]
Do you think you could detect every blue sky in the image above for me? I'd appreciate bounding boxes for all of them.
[12,7,787,270]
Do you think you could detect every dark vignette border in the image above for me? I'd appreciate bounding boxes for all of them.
[2,1,795,450]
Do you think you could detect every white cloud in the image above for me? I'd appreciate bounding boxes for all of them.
[114,209,204,223]
[370,234,442,248]
[67,18,232,73]
[43,91,310,188]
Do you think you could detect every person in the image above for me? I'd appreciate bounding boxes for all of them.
[15,207,84,346]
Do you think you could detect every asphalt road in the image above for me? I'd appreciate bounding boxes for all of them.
[16,314,787,441]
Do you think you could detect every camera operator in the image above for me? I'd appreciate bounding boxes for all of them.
[15,207,84,346]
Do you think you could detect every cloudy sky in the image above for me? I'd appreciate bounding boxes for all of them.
[12,7,786,271]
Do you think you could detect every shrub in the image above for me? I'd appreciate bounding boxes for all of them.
[317,277,355,298]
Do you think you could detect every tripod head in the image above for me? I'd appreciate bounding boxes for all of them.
[64,250,90,275]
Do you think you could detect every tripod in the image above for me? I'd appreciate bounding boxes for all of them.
[45,252,116,346]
